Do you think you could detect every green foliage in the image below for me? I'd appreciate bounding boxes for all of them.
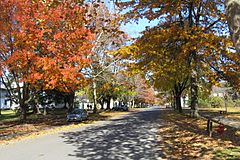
[0,109,19,121]
[208,96,225,108]
[199,96,240,108]
[233,99,240,107]
[198,98,211,108]
[214,147,240,160]
[75,90,85,97]
[226,99,235,108]
[198,96,224,108]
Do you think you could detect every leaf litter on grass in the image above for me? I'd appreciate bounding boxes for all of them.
[157,110,240,160]
[0,110,132,145]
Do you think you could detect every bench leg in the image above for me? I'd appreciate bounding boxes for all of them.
[207,120,213,137]
[209,121,213,137]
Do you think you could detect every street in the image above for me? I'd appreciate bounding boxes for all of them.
[0,107,164,160]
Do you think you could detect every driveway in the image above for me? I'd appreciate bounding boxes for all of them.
[0,107,165,160]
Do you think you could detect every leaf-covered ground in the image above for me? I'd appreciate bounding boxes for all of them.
[158,109,240,160]
[0,109,134,145]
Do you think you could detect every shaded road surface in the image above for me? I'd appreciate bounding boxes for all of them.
[0,107,165,160]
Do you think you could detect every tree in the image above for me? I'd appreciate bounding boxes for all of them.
[225,0,240,52]
[134,26,191,112]
[115,0,238,116]
[134,75,156,107]
[0,0,94,120]
[224,1,240,92]
[84,1,128,112]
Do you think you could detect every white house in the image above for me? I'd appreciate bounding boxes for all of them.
[0,87,12,109]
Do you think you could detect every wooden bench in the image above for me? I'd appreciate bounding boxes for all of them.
[206,116,240,137]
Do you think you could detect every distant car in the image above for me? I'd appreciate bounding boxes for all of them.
[67,109,88,122]
[112,104,128,111]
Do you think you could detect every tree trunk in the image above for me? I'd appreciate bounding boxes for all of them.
[99,99,104,110]
[67,92,75,112]
[43,106,47,115]
[20,102,27,121]
[63,99,68,109]
[106,97,111,110]
[20,83,30,121]
[173,84,183,112]
[225,0,240,52]
[175,95,182,113]
[36,105,41,114]
[100,104,104,110]
[33,98,41,114]
[70,92,75,110]
[93,79,97,113]
[33,104,41,114]
[190,76,200,117]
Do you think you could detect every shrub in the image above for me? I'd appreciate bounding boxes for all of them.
[233,99,240,107]
[198,98,211,108]
[226,99,235,108]
[208,96,225,108]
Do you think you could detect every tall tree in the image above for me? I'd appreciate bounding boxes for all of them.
[85,1,127,112]
[224,1,240,92]
[225,0,240,52]
[0,0,94,120]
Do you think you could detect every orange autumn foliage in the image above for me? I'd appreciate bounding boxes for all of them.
[0,0,94,92]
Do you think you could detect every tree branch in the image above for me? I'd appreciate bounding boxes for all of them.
[204,17,221,32]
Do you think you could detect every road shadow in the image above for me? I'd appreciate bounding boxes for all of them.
[0,110,110,142]
[61,107,165,160]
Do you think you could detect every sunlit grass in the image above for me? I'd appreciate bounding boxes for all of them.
[214,147,240,159]
[0,109,19,121]
[199,107,240,112]
[129,107,150,112]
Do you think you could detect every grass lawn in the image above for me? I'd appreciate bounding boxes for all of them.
[214,147,240,160]
[158,109,240,159]
[199,107,240,112]
[0,109,19,122]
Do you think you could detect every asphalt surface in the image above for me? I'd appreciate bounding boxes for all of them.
[0,107,164,160]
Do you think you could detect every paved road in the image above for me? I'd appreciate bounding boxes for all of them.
[0,107,165,160]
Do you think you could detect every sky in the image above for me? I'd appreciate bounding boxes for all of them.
[104,0,159,38]
[121,19,159,38]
